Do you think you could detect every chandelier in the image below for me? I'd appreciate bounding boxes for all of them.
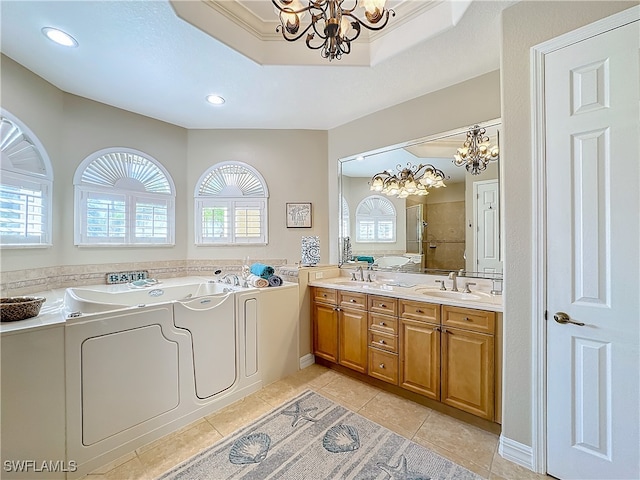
[369,163,447,199]
[272,0,395,61]
[453,125,500,175]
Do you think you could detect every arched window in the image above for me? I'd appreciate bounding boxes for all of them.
[355,195,396,242]
[195,161,269,245]
[342,197,350,238]
[73,148,175,246]
[0,111,53,247]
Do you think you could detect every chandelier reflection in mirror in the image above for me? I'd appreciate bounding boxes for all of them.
[272,0,395,61]
[453,125,500,175]
[369,163,447,199]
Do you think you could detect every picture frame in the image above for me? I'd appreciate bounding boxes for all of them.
[286,202,312,228]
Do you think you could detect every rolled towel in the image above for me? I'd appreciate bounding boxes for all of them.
[247,274,269,288]
[250,263,274,279]
[267,275,283,287]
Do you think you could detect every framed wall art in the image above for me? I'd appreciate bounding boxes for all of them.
[286,202,312,228]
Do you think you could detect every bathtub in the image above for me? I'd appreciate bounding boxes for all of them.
[63,277,263,478]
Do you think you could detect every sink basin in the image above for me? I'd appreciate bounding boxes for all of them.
[414,288,487,301]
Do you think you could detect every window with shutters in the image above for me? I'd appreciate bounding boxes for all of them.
[73,148,175,246]
[195,162,268,245]
[355,195,396,242]
[0,111,53,248]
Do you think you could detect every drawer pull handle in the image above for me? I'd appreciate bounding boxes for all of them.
[463,317,471,321]
[416,309,424,313]
[350,299,357,303]
[378,339,386,344]
[322,294,326,297]
[379,321,386,326]
[379,363,385,369]
[380,303,386,307]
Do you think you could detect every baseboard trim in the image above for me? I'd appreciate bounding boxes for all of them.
[499,435,536,472]
[299,353,315,369]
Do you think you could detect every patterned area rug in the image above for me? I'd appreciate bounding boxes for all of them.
[158,390,481,480]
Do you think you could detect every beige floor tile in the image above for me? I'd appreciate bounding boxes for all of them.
[255,376,307,406]
[135,418,209,456]
[318,374,381,410]
[103,457,150,480]
[287,363,343,389]
[138,420,222,478]
[413,410,498,470]
[205,392,273,436]
[490,452,550,480]
[358,390,432,439]
[89,451,137,475]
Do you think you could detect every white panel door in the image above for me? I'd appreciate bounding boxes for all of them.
[474,179,501,274]
[545,18,639,480]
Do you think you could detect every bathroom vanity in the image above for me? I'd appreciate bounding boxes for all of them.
[309,274,502,425]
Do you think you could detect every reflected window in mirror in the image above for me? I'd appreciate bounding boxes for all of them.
[356,195,396,243]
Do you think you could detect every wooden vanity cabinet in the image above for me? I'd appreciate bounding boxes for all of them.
[440,305,496,420]
[337,291,368,373]
[367,295,399,385]
[311,287,339,363]
[399,300,441,399]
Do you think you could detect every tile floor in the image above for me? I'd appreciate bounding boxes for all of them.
[83,364,550,480]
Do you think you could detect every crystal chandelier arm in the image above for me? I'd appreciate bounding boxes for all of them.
[272,0,319,42]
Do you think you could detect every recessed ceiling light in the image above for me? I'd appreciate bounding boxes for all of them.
[41,27,78,47]
[206,95,225,105]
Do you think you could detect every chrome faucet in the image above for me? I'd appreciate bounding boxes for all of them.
[221,273,240,286]
[448,271,459,292]
[356,266,364,281]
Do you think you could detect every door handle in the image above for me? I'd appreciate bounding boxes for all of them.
[553,312,585,326]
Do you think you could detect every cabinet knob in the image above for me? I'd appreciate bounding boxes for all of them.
[416,309,424,313]
[380,303,386,308]
[378,339,386,344]
[322,294,327,297]
[379,363,385,369]
[463,316,471,321]
[350,299,357,303]
[379,321,385,326]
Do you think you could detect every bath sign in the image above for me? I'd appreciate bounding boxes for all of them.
[106,270,149,284]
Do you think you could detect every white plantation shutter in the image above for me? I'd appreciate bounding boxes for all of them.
[74,148,175,246]
[195,162,269,245]
[355,195,396,242]
[0,112,53,247]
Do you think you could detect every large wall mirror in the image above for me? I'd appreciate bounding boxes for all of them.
[338,119,502,279]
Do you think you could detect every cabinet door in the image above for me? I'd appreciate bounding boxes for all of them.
[313,302,339,363]
[441,327,494,420]
[338,307,368,373]
[400,319,440,400]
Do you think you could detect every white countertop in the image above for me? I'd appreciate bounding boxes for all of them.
[308,275,503,312]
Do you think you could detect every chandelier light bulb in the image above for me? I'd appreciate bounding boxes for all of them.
[369,162,447,199]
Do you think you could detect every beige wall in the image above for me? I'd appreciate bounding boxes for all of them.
[500,0,635,447]
[0,55,328,273]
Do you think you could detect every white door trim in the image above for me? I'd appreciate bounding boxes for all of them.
[529,5,640,474]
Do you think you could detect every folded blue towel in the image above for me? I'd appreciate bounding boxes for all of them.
[355,256,375,264]
[267,275,283,287]
[250,263,274,279]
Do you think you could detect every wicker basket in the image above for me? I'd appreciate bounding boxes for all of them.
[0,297,46,322]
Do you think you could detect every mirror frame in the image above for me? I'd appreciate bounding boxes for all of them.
[337,118,502,280]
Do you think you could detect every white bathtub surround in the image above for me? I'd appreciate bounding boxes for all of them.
[1,276,300,480]
[0,259,295,297]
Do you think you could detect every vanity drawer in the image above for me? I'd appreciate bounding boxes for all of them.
[313,287,337,305]
[442,306,495,334]
[368,295,398,316]
[368,312,398,335]
[399,300,440,324]
[369,331,398,353]
[368,348,398,385]
[338,291,367,310]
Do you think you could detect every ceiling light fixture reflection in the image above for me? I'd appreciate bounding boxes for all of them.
[369,163,447,199]
[272,0,395,61]
[206,95,225,105]
[453,125,499,175]
[41,27,78,47]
